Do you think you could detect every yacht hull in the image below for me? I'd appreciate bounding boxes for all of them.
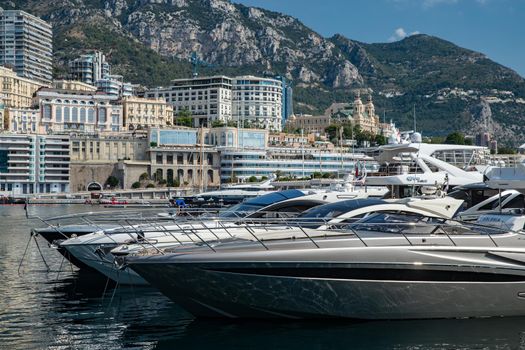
[129,260,525,319]
[63,243,148,286]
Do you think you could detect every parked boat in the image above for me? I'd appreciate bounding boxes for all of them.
[57,189,337,285]
[126,206,525,319]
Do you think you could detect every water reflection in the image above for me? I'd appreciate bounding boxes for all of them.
[3,205,525,349]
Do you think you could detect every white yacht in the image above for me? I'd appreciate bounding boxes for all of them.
[183,175,276,205]
[59,188,372,285]
[365,138,486,198]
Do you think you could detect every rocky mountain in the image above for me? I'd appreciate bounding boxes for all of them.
[2,0,525,144]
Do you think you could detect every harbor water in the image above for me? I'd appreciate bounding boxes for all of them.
[3,205,525,349]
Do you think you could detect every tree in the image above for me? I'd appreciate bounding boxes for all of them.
[139,172,149,181]
[248,175,258,182]
[497,146,517,154]
[105,175,119,188]
[175,108,193,127]
[131,181,141,189]
[146,183,155,188]
[445,132,466,145]
[211,120,225,128]
[374,134,387,146]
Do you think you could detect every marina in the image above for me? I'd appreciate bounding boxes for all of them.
[2,205,525,349]
[0,0,524,348]
[3,131,525,348]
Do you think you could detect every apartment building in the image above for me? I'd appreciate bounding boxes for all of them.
[68,51,110,85]
[0,66,45,108]
[121,96,173,130]
[0,133,70,194]
[0,10,53,84]
[96,74,133,97]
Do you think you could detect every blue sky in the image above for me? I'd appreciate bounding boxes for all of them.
[235,0,525,77]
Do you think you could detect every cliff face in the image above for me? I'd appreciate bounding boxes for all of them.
[2,0,525,144]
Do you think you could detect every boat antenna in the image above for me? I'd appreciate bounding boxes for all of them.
[413,104,416,133]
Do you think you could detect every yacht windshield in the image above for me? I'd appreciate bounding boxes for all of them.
[295,199,386,227]
[298,199,386,219]
[217,189,306,219]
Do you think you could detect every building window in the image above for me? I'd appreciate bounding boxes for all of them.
[43,105,51,120]
[64,107,70,122]
[156,154,163,164]
[56,107,62,122]
[87,108,94,123]
[99,108,107,124]
[72,107,78,122]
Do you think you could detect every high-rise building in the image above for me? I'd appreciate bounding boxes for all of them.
[232,76,283,131]
[68,51,110,85]
[0,9,53,85]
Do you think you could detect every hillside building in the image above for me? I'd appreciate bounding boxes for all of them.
[68,51,110,85]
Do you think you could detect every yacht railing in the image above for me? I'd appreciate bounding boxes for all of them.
[28,206,517,260]
[114,217,514,254]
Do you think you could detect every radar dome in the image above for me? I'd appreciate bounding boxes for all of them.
[411,132,422,143]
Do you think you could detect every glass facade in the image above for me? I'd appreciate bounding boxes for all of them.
[239,131,266,149]
[150,129,197,146]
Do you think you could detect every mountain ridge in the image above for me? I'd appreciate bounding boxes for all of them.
[1,0,524,144]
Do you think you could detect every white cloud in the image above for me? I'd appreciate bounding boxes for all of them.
[388,28,420,42]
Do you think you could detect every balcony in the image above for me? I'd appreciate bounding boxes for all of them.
[8,158,31,164]
[44,154,70,158]
[43,159,70,165]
